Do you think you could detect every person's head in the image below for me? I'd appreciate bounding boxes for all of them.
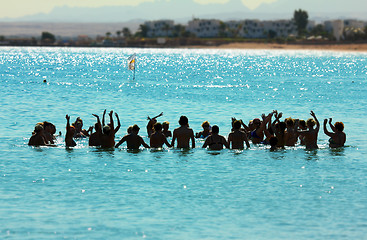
[132,124,140,133]
[43,121,52,133]
[233,120,241,130]
[253,118,261,128]
[211,125,219,134]
[34,124,44,134]
[306,118,316,128]
[269,136,278,147]
[74,118,83,130]
[201,121,210,129]
[179,116,188,126]
[299,120,306,130]
[162,121,169,130]
[285,117,294,127]
[154,122,162,132]
[335,122,344,132]
[127,126,133,134]
[103,125,111,135]
[275,122,286,132]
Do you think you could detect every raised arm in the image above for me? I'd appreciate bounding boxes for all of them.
[323,119,333,137]
[66,114,71,130]
[109,110,114,131]
[329,118,337,132]
[102,109,106,126]
[311,111,320,131]
[114,112,121,134]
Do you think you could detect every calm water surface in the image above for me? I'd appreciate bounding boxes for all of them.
[0,47,367,239]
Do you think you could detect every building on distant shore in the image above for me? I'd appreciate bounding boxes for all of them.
[145,20,175,38]
[325,20,344,41]
[186,19,221,38]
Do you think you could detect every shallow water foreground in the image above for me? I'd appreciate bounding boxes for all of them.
[0,47,367,239]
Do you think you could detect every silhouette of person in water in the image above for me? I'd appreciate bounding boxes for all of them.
[171,116,195,148]
[150,122,172,148]
[28,124,47,146]
[298,111,320,150]
[162,121,172,138]
[65,115,76,147]
[202,125,229,150]
[115,124,150,150]
[146,112,163,137]
[89,114,102,146]
[228,120,250,149]
[323,118,346,148]
[100,110,120,148]
[196,121,211,138]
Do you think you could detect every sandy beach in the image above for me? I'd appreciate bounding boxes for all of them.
[188,42,367,52]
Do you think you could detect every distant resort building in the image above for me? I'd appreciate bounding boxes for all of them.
[187,19,297,39]
[145,20,175,38]
[186,19,221,38]
[139,18,366,41]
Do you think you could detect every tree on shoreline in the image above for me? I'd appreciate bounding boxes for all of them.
[293,9,309,36]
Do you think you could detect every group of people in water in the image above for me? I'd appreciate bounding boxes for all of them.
[28,110,346,151]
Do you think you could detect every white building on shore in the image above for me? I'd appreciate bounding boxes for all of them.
[186,19,221,38]
[225,19,297,38]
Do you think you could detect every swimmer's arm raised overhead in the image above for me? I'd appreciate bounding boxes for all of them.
[109,110,114,131]
[102,109,106,127]
[114,112,121,134]
[323,119,334,138]
[328,118,337,132]
[310,111,320,131]
[147,112,163,121]
[66,114,71,130]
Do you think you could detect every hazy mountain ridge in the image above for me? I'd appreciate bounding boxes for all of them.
[2,0,366,23]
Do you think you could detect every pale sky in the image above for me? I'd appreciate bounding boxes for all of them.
[1,0,276,18]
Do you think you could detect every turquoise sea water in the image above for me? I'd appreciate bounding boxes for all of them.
[0,47,367,239]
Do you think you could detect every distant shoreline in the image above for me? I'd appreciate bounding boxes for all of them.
[1,42,367,52]
[184,42,367,52]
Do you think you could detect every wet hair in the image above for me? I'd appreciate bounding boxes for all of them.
[103,125,111,135]
[275,122,286,132]
[162,121,169,126]
[43,121,52,129]
[211,125,219,134]
[269,136,278,147]
[179,116,188,126]
[201,121,210,128]
[94,123,101,131]
[127,126,133,133]
[154,122,162,132]
[285,117,294,127]
[253,118,261,125]
[306,118,316,128]
[34,124,44,133]
[299,120,306,128]
[233,120,241,130]
[132,124,140,132]
[335,122,344,131]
